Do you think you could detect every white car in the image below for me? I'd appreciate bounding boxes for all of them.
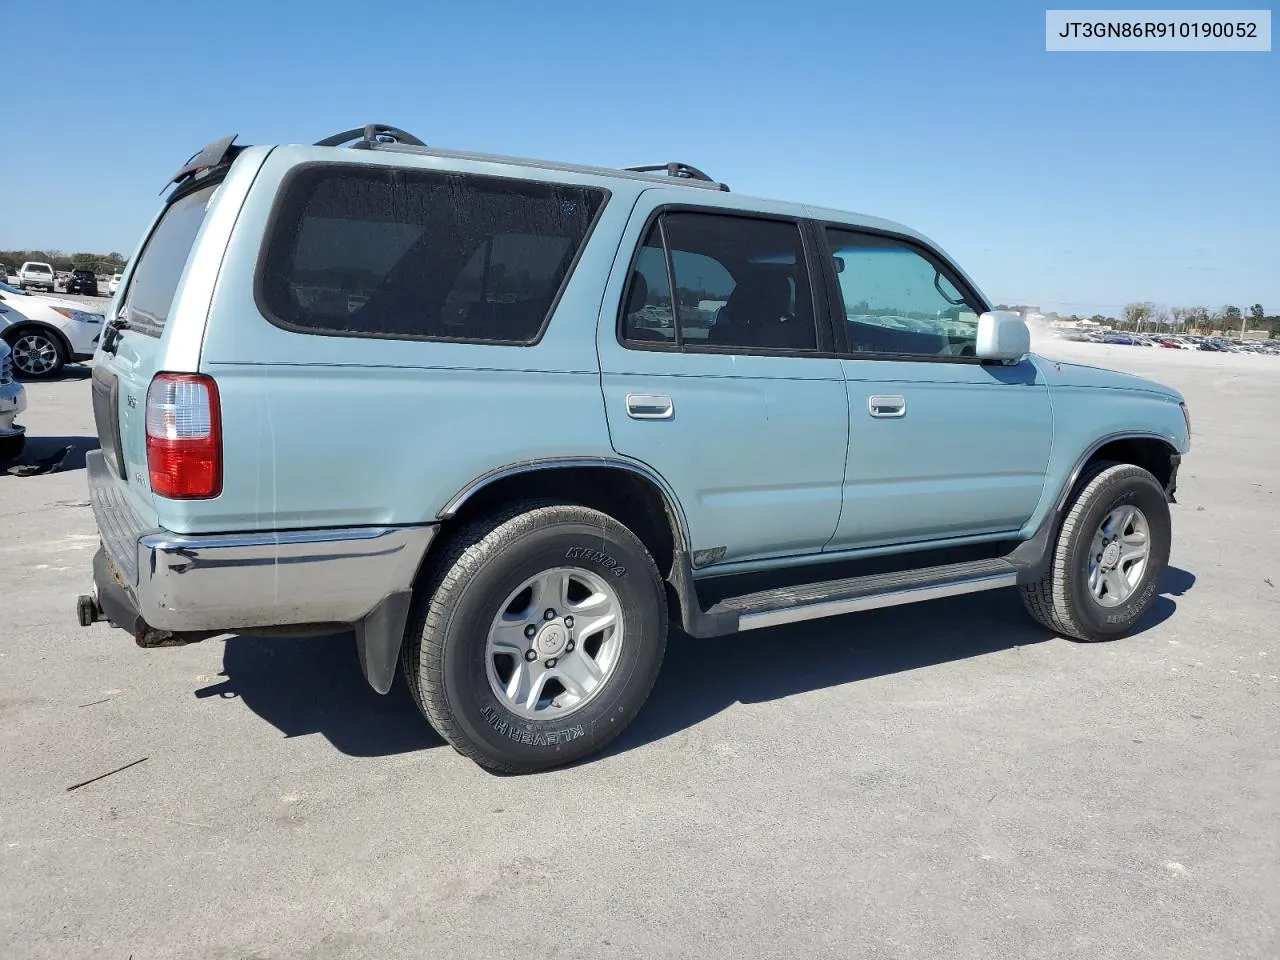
[0,339,27,462]
[0,280,104,379]
[108,273,122,296]
[17,261,57,293]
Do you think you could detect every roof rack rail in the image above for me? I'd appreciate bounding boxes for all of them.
[314,124,426,150]
[623,162,730,191]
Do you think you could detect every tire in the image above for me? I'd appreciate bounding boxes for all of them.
[5,328,66,380]
[403,501,668,773]
[1021,462,1171,642]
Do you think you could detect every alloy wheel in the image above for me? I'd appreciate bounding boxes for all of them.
[10,334,60,377]
[484,566,624,721]
[1087,505,1150,607]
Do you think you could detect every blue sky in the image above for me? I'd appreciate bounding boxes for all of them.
[2,0,1275,316]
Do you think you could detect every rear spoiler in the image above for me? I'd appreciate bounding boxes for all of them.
[159,124,415,194]
[163,134,241,193]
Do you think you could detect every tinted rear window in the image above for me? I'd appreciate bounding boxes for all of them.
[258,164,606,343]
[27,264,51,274]
[125,183,219,337]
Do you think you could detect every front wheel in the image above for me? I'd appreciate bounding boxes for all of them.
[6,329,65,380]
[403,502,668,773]
[1021,462,1171,641]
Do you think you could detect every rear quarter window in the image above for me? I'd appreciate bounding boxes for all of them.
[124,183,220,337]
[256,164,606,344]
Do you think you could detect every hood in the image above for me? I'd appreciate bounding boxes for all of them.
[1033,356,1184,403]
[21,292,106,315]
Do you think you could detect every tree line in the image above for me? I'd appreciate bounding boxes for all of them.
[1000,302,1279,339]
[1115,302,1277,338]
[0,250,128,276]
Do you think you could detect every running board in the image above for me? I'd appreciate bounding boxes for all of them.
[697,558,1019,634]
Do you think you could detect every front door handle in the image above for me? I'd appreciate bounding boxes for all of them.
[868,395,906,418]
[626,394,674,420]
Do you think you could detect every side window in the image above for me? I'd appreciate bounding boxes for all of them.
[259,165,605,343]
[620,225,677,344]
[443,233,575,329]
[620,212,817,353]
[825,229,982,358]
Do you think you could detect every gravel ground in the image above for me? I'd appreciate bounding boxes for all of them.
[0,340,1276,959]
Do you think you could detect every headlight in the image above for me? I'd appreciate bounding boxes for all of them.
[51,307,104,324]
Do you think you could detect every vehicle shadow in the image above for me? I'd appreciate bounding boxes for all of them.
[194,632,444,757]
[2,435,99,475]
[196,567,1193,762]
[604,566,1195,759]
[37,364,94,383]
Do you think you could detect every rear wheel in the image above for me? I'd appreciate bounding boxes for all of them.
[6,329,65,380]
[1021,462,1171,641]
[403,502,668,773]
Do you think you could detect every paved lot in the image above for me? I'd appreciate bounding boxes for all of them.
[1,342,1277,959]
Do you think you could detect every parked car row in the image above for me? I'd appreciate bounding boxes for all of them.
[3,263,121,297]
[1054,328,1280,354]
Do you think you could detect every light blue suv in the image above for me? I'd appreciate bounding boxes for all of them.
[79,124,1190,772]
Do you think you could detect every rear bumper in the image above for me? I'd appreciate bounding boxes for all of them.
[85,450,436,635]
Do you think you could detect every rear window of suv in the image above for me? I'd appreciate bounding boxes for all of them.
[257,164,606,344]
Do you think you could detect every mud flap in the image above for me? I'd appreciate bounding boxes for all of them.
[1165,453,1181,503]
[354,590,414,694]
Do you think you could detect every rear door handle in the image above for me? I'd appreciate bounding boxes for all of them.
[626,394,674,420]
[868,395,906,418]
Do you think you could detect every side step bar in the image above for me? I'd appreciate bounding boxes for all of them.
[671,553,1019,638]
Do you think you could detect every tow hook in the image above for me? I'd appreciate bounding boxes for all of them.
[76,594,103,627]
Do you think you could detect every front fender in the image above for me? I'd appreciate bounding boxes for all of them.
[1020,363,1188,540]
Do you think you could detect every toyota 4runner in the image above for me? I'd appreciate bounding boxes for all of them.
[78,124,1190,772]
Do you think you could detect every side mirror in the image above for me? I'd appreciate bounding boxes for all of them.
[976,311,1030,362]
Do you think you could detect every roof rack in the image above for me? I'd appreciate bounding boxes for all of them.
[624,163,730,191]
[310,124,731,191]
[313,124,426,150]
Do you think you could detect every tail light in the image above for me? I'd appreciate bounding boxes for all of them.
[145,373,222,499]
